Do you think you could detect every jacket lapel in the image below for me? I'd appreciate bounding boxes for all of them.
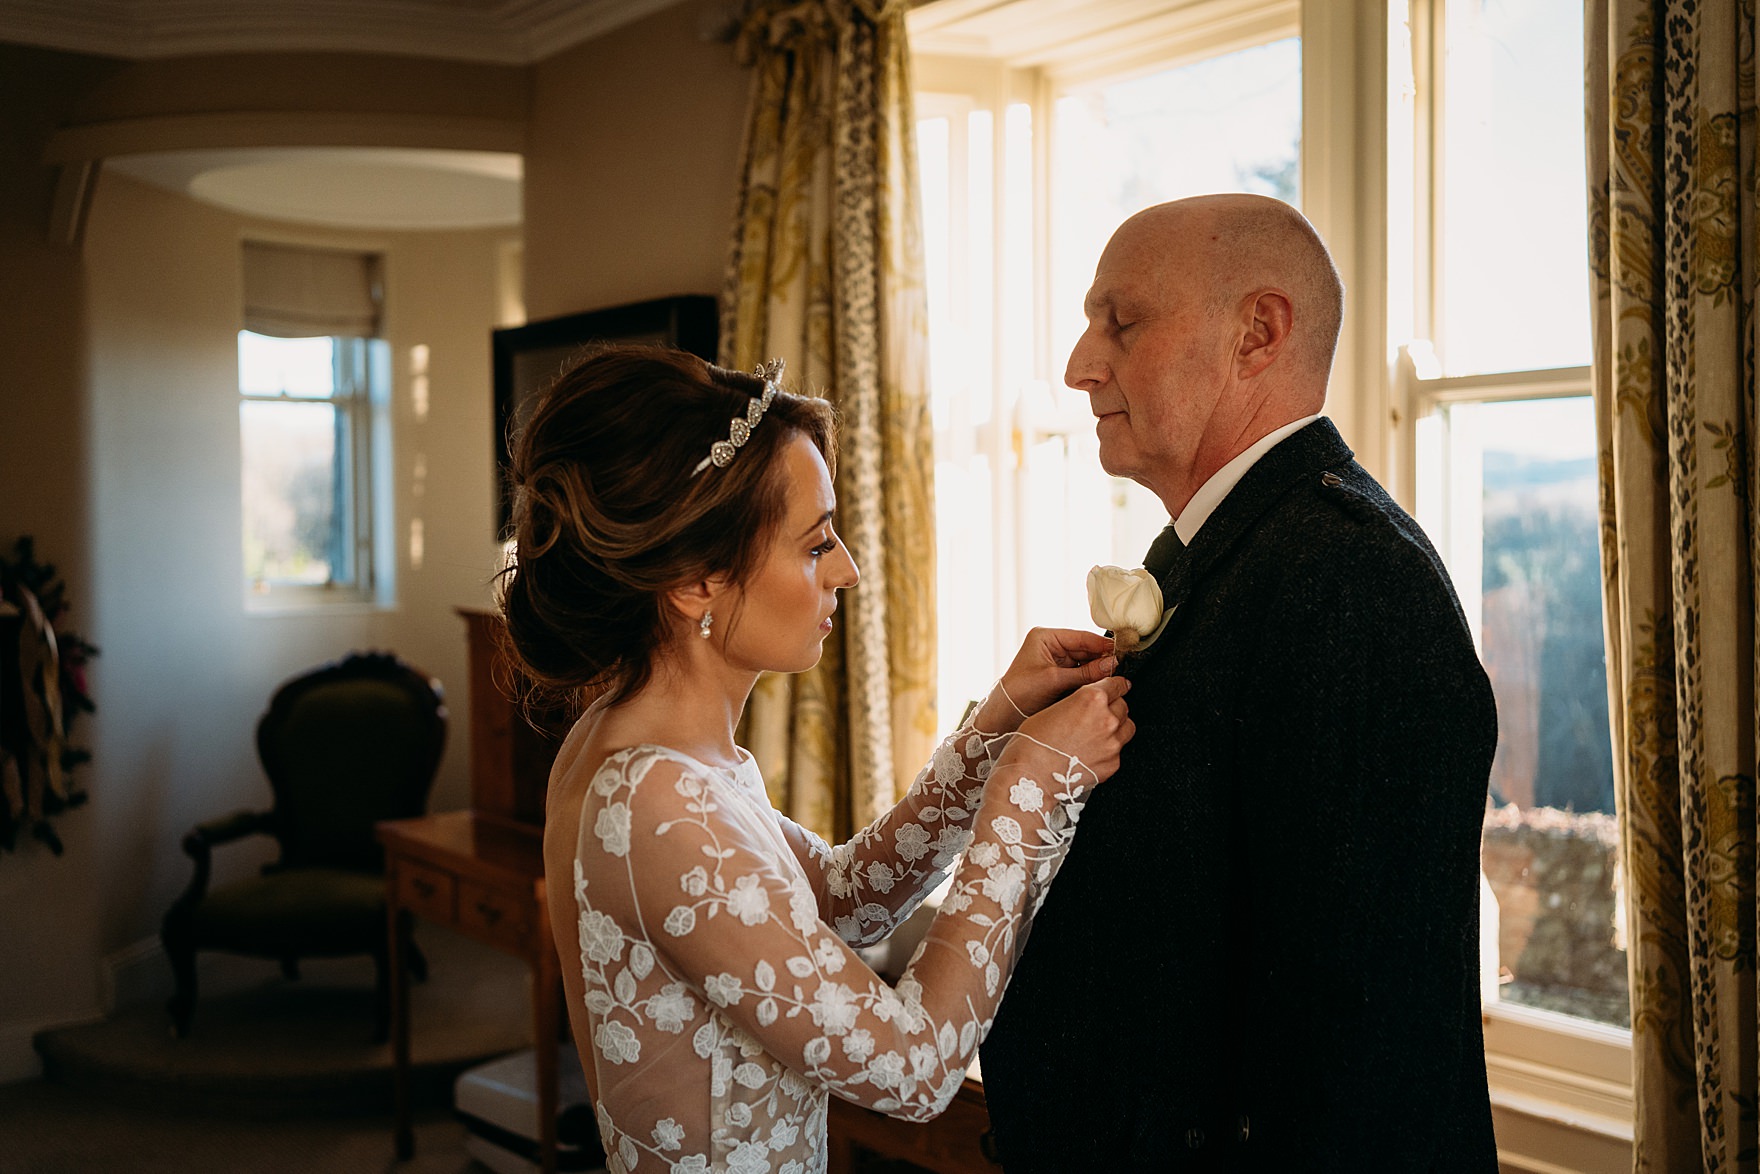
[1122,418,1355,677]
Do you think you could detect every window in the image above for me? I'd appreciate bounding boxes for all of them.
[239,331,388,598]
[1395,0,1627,1035]
[913,7,1302,730]
[912,0,1632,1150]
[238,243,391,605]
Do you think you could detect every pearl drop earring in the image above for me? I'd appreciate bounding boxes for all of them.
[699,611,713,639]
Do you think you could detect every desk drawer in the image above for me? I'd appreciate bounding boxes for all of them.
[395,860,456,923]
[457,878,535,950]
[830,1081,999,1173]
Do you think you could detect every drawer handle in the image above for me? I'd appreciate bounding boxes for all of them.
[475,902,503,925]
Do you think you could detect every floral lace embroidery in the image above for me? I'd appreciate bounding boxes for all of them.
[570,724,1088,1174]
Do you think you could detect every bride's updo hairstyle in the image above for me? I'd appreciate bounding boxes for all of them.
[499,345,836,708]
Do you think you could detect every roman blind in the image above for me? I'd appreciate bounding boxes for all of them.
[242,241,382,338]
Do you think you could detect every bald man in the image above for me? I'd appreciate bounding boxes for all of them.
[980,195,1498,1170]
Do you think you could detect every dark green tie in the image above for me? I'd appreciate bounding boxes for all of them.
[1142,523,1190,605]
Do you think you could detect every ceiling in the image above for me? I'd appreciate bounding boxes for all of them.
[105,148,525,231]
[0,0,701,66]
[0,0,707,230]
[6,0,1137,232]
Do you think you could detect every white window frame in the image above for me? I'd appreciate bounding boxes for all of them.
[911,0,1634,1164]
[239,331,394,609]
[1394,0,1632,1157]
[915,65,1030,677]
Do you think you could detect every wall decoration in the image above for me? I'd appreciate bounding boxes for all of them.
[0,536,97,856]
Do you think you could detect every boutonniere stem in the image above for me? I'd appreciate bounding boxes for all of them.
[1113,605,1177,654]
[1087,565,1176,655]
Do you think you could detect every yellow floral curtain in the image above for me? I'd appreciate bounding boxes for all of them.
[721,0,936,842]
[1587,1,1758,1167]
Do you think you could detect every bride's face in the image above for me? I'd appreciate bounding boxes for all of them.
[720,432,859,674]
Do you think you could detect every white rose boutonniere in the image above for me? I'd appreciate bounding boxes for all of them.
[1087,565,1175,654]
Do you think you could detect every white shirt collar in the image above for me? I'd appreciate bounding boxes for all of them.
[1173,414,1322,544]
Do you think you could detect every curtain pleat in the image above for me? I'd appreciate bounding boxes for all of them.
[1587,2,1759,1168]
[721,0,936,843]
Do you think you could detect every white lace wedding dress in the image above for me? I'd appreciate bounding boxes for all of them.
[568,719,1089,1174]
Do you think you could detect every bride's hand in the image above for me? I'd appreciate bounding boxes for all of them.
[997,674,1134,789]
[973,627,1116,732]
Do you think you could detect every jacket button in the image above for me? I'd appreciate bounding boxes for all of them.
[1321,471,1343,487]
[1185,1127,1205,1149]
[1237,1114,1251,1143]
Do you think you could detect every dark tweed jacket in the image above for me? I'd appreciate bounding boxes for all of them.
[981,419,1498,1172]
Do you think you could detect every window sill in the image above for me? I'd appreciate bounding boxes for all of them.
[1489,1083,1631,1142]
[1484,1002,1633,1171]
[244,597,395,617]
[1491,1094,1633,1174]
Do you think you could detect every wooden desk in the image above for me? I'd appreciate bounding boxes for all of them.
[828,1075,1001,1173]
[380,810,565,1174]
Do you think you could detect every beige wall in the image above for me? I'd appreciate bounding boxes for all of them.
[68,52,529,125]
[1,3,748,1079]
[46,51,529,162]
[78,171,515,996]
[0,41,127,1080]
[0,39,519,1075]
[523,0,746,320]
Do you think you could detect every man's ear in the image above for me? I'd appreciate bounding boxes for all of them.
[1237,288,1293,378]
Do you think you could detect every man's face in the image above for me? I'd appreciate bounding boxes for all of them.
[1065,215,1235,510]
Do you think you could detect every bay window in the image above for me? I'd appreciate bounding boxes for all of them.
[911,0,1632,1163]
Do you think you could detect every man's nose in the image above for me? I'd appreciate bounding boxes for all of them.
[1065,328,1106,392]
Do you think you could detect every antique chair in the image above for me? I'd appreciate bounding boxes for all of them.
[160,651,447,1039]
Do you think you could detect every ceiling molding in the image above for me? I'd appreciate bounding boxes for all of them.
[908,0,1298,85]
[0,0,691,65]
[44,112,527,164]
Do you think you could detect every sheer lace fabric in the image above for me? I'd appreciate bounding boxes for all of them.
[570,723,1089,1174]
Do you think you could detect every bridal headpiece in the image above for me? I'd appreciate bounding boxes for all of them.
[692,358,784,476]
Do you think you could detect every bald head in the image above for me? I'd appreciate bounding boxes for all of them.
[1118,194,1343,403]
[1066,194,1346,513]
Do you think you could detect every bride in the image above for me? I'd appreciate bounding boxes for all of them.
[500,347,1133,1174]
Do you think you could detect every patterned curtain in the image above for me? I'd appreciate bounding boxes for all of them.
[721,0,936,842]
[1587,2,1759,1168]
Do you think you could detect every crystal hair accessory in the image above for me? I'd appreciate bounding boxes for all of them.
[692,358,784,476]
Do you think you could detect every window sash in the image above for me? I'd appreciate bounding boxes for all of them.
[240,335,382,603]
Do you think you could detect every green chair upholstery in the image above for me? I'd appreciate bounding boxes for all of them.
[160,651,447,1040]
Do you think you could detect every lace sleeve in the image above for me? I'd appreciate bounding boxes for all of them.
[774,724,1014,948]
[608,750,1088,1121]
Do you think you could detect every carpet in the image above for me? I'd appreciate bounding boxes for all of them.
[33,923,533,1119]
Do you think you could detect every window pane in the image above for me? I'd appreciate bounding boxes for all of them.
[918,103,1003,733]
[919,35,1300,729]
[1439,0,1589,375]
[919,114,955,426]
[1052,38,1302,373]
[1456,396,1626,1027]
[242,400,340,588]
[238,331,335,399]
[1045,39,1303,588]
